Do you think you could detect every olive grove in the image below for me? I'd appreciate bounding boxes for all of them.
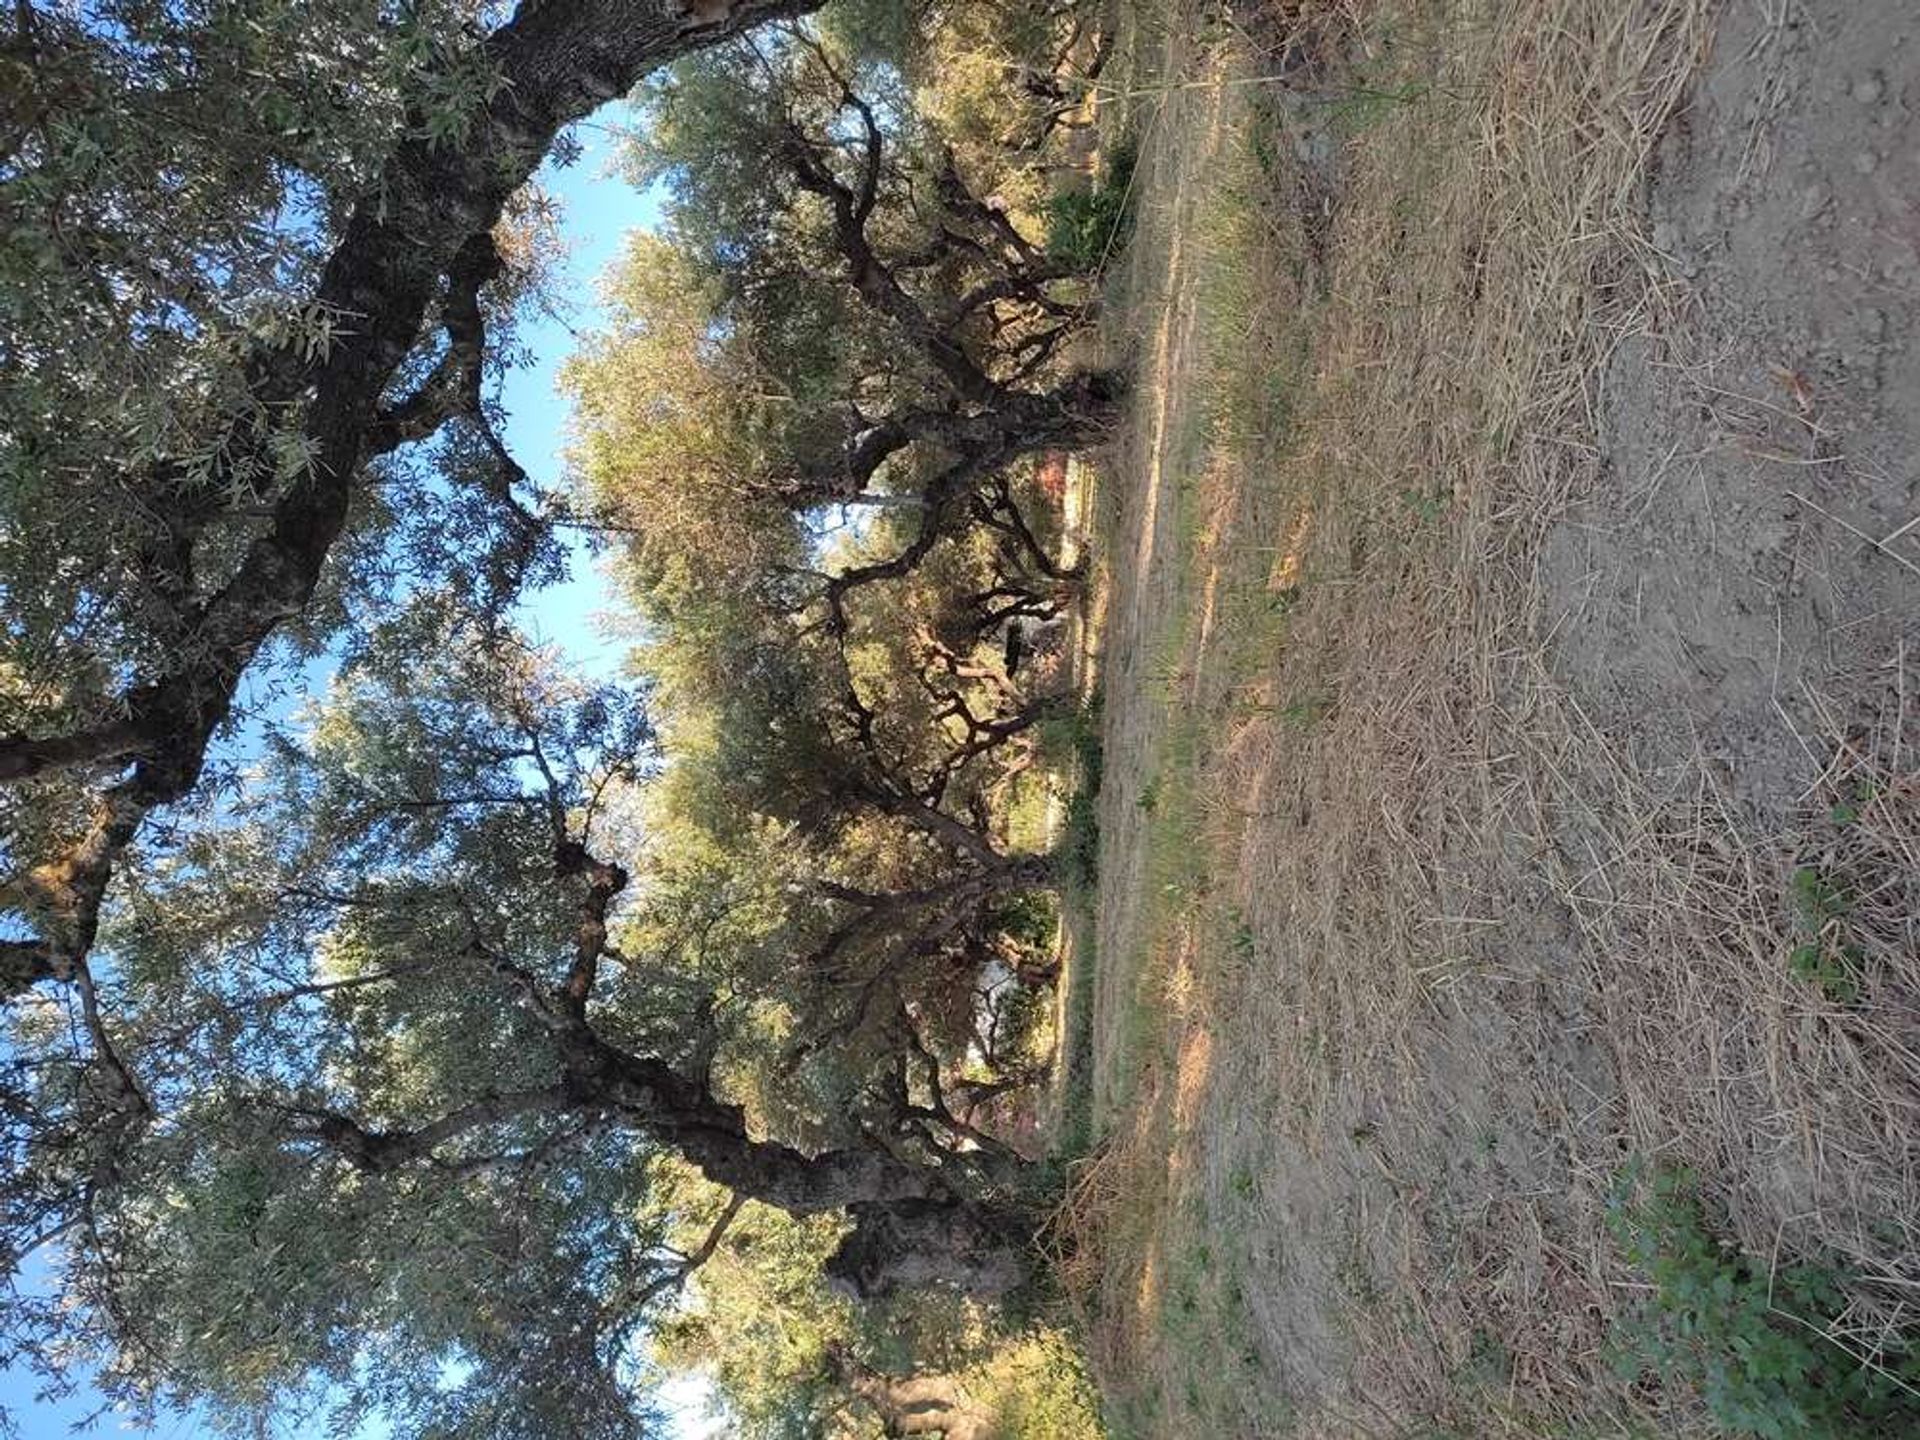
[0,1,1117,1433]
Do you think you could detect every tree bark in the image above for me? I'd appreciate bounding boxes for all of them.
[0,940,57,1000]
[292,1026,1036,1297]
[557,1022,1036,1297]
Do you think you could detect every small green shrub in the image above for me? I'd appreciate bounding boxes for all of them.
[1057,788,1100,890]
[1046,140,1138,272]
[1828,781,1876,827]
[1788,866,1863,1004]
[1788,941,1861,1005]
[1135,774,1160,814]
[1048,696,1103,889]
[979,1327,1107,1439]
[1223,907,1256,962]
[1790,866,1848,928]
[994,889,1060,950]
[1607,1165,1920,1438]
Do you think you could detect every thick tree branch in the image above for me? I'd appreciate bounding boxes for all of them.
[281,1087,569,1173]
[556,839,629,1018]
[0,939,59,1001]
[366,231,503,458]
[894,1007,1015,1161]
[805,870,1014,982]
[0,722,146,784]
[808,375,1118,631]
[0,0,822,1002]
[775,72,1001,407]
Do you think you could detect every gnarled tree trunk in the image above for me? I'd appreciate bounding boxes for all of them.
[0,0,824,994]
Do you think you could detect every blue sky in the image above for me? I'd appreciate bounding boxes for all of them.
[0,113,727,1440]
[504,121,660,685]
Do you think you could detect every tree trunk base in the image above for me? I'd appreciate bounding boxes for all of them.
[825,1196,1031,1298]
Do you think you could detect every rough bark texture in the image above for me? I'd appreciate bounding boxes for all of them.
[300,1024,1036,1297]
[0,941,56,1000]
[826,1196,1033,1300]
[592,1047,1033,1298]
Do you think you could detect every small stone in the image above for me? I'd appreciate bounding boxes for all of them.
[1852,74,1885,105]
[1652,219,1679,252]
[1853,150,1879,174]
[1799,180,1832,219]
[1824,266,1842,283]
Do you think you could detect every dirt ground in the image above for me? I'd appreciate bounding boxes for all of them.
[1061,1,1919,1435]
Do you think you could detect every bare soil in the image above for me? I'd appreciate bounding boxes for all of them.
[1061,2,1919,1435]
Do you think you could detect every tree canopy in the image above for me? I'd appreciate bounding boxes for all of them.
[0,1,1117,1434]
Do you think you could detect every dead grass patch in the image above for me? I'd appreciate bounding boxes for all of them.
[1057,0,1917,1432]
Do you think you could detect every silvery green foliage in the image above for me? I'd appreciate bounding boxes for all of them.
[3,597,669,1437]
[0,0,530,748]
[0,7,1065,1434]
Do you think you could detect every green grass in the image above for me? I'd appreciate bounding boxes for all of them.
[1787,865,1863,1005]
[1046,693,1104,1160]
[1045,695,1105,893]
[1151,1198,1286,1435]
[1101,696,1206,1123]
[1005,769,1059,855]
[1326,81,1430,137]
[1607,1165,1920,1438]
[1046,138,1138,273]
[1194,103,1305,453]
[1053,954,1098,1160]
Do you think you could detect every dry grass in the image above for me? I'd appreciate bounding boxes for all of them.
[1061,0,1919,1434]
